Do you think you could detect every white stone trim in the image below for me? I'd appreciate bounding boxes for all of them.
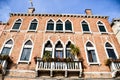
[84,40,100,65]
[27,18,39,32]
[10,18,23,31]
[80,19,92,34]
[104,41,119,59]
[17,39,34,64]
[96,20,108,34]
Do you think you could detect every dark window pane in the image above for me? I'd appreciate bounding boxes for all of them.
[6,40,13,44]
[29,23,37,30]
[12,23,21,29]
[55,50,63,58]
[25,40,32,45]
[65,21,72,30]
[20,48,31,61]
[47,23,54,30]
[66,50,75,59]
[56,41,62,48]
[86,42,93,47]
[45,41,52,47]
[56,24,63,30]
[106,49,117,59]
[1,47,11,55]
[99,25,106,32]
[82,24,90,31]
[87,50,97,62]
[105,43,112,47]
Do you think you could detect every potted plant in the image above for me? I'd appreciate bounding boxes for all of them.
[70,44,81,61]
[42,51,52,62]
[105,59,111,66]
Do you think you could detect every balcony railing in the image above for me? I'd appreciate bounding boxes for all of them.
[0,60,8,74]
[110,60,120,77]
[36,58,82,77]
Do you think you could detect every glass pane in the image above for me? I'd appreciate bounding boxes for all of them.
[65,21,72,30]
[82,24,90,31]
[20,48,31,61]
[56,24,63,30]
[107,49,117,59]
[87,50,97,62]
[66,42,71,48]
[29,23,37,30]
[45,41,52,47]
[56,41,62,48]
[55,50,63,58]
[86,42,93,47]
[1,47,11,55]
[6,40,13,44]
[47,23,54,30]
[105,42,112,47]
[25,40,32,45]
[12,23,21,29]
[99,26,106,32]
[66,50,75,59]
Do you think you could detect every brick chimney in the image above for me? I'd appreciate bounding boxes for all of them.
[85,9,92,15]
[28,7,35,14]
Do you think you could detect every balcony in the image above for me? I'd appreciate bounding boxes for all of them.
[110,60,120,77]
[0,60,8,74]
[36,58,82,77]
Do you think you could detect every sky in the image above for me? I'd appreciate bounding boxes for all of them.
[0,0,120,22]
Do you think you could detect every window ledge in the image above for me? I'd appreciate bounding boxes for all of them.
[88,62,100,65]
[65,30,73,33]
[18,61,30,64]
[46,30,54,33]
[83,31,92,34]
[10,29,20,32]
[100,32,108,34]
[27,30,37,32]
[55,31,64,33]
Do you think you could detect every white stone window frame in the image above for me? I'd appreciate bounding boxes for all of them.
[64,19,74,33]
[104,41,119,59]
[17,40,33,64]
[55,19,64,32]
[10,18,23,32]
[85,41,100,65]
[96,20,108,34]
[80,19,92,34]
[27,18,39,32]
[0,39,14,66]
[45,19,55,32]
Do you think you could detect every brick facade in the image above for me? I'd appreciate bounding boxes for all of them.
[0,9,120,79]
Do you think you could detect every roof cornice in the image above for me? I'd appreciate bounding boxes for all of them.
[10,13,109,19]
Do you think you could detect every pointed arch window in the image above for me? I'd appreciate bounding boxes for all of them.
[12,19,22,30]
[105,42,117,59]
[97,21,107,33]
[86,42,97,63]
[1,39,13,56]
[65,20,72,31]
[20,40,33,62]
[81,21,90,32]
[55,41,64,58]
[44,41,52,57]
[66,41,75,59]
[29,19,38,31]
[56,20,63,31]
[47,19,54,30]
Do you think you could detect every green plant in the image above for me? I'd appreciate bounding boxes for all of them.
[42,51,52,62]
[70,44,80,58]
[105,59,111,66]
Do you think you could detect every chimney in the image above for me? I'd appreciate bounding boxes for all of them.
[85,9,92,15]
[28,7,35,14]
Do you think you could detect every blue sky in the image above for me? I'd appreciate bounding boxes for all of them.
[0,0,120,22]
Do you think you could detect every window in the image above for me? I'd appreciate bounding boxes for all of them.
[66,41,75,59]
[1,40,13,55]
[86,42,98,63]
[81,21,90,33]
[44,41,52,57]
[97,21,107,33]
[56,20,63,31]
[12,19,22,30]
[55,41,63,58]
[46,19,54,31]
[29,19,38,31]
[20,40,32,62]
[105,42,117,59]
[65,20,72,31]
